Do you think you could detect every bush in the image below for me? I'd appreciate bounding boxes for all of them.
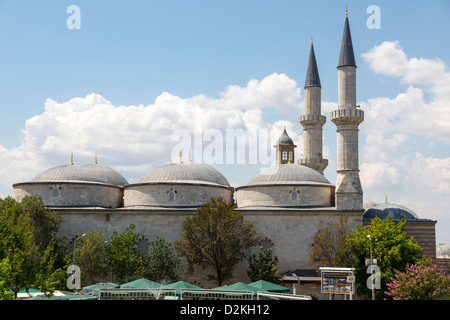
[385,264,450,300]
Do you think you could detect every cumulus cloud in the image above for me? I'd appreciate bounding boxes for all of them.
[0,73,305,195]
[360,41,450,243]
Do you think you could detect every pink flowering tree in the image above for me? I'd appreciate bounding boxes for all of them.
[385,264,450,300]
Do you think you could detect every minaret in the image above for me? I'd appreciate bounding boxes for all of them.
[299,38,328,174]
[331,9,364,210]
[274,127,296,164]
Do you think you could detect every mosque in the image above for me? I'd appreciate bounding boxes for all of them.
[12,13,436,293]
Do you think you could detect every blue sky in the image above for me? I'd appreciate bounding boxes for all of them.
[0,1,449,244]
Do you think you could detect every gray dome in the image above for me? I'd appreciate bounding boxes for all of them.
[83,163,129,186]
[363,202,421,222]
[246,163,331,186]
[276,128,295,146]
[139,162,231,187]
[32,164,92,183]
[31,163,128,187]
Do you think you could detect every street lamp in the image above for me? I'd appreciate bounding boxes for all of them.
[73,233,86,265]
[367,234,375,300]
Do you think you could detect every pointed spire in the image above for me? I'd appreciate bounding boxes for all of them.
[94,153,98,165]
[70,152,74,165]
[338,9,356,68]
[304,39,321,88]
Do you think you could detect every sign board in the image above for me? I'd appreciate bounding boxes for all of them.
[320,268,355,296]
[365,258,377,266]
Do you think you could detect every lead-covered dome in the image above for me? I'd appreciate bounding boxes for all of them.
[32,164,92,183]
[246,163,331,186]
[363,201,421,222]
[123,162,233,208]
[138,162,230,187]
[83,163,128,187]
[236,163,334,208]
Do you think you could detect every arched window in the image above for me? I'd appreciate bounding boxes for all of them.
[292,191,297,201]
[52,187,59,198]
[168,191,175,202]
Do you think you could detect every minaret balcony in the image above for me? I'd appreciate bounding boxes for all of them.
[299,114,326,126]
[330,108,364,125]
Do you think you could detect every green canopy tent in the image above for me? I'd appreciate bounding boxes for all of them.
[248,280,289,293]
[82,282,119,292]
[161,281,202,296]
[120,278,162,289]
[215,282,267,296]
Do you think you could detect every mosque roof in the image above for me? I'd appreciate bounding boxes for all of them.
[28,156,128,187]
[242,163,331,187]
[304,41,321,88]
[363,201,433,222]
[31,164,92,183]
[275,128,295,146]
[82,163,129,186]
[337,15,356,68]
[137,162,231,188]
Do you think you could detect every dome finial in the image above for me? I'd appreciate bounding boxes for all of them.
[94,153,98,165]
[179,150,183,163]
[70,152,74,165]
[346,5,348,18]
[385,195,388,203]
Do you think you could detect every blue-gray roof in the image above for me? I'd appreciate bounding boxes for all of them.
[275,128,295,146]
[304,42,321,88]
[337,17,356,68]
[245,163,331,187]
[30,163,128,187]
[363,202,433,222]
[138,162,231,187]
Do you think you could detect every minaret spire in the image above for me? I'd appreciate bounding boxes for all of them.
[304,40,321,88]
[299,39,328,174]
[338,8,356,68]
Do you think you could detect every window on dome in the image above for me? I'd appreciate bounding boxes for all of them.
[52,187,59,198]
[292,191,297,201]
[282,151,288,161]
[168,191,175,202]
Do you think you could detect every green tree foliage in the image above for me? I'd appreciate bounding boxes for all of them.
[71,230,108,285]
[175,197,260,286]
[345,217,429,299]
[247,246,282,284]
[144,236,181,283]
[0,196,65,298]
[0,258,15,300]
[105,224,142,282]
[385,264,450,300]
[308,218,355,271]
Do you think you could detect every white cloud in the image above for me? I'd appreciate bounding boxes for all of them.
[0,73,305,196]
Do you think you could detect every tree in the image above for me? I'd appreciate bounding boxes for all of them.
[308,218,355,271]
[385,264,450,300]
[0,202,39,297]
[0,196,65,297]
[247,246,282,284]
[0,258,15,300]
[105,224,142,282]
[71,230,108,285]
[175,197,259,286]
[18,195,62,250]
[345,216,429,299]
[144,236,181,283]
